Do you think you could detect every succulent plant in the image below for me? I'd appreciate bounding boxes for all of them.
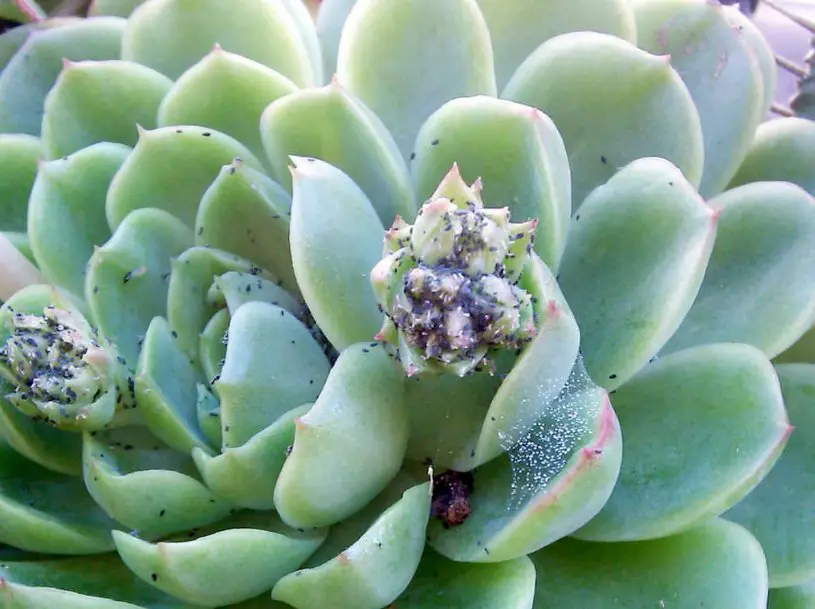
[1,0,815,607]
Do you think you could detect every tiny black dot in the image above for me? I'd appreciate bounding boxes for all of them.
[151,573,158,581]
[609,374,617,379]
[409,152,416,160]
[159,509,166,517]
[431,139,439,146]
[171,330,178,338]
[176,129,182,134]
[202,132,211,137]
[600,155,607,164]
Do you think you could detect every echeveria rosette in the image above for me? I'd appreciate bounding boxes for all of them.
[0,0,813,607]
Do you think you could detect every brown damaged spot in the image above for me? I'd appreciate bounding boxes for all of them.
[431,469,474,528]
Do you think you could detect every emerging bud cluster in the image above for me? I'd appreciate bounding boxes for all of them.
[0,302,135,431]
[371,165,539,377]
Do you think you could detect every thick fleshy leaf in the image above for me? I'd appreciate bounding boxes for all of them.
[0,134,40,232]
[85,208,193,364]
[0,382,81,475]
[557,158,716,390]
[428,365,622,562]
[477,0,636,91]
[725,6,777,117]
[158,47,297,169]
[396,549,535,609]
[770,581,815,609]
[272,482,430,609]
[474,255,580,466]
[411,97,571,270]
[726,364,815,588]
[532,519,768,608]
[0,16,125,136]
[662,181,815,359]
[502,32,704,209]
[27,142,129,299]
[82,429,230,540]
[631,0,765,197]
[113,511,326,607]
[121,0,315,86]
[135,316,213,455]
[88,0,149,17]
[0,439,119,554]
[0,554,196,609]
[195,383,221,448]
[274,342,408,529]
[336,0,497,158]
[196,159,298,296]
[288,157,384,351]
[217,301,330,448]
[194,404,309,510]
[577,343,790,542]
[315,0,357,77]
[41,59,171,160]
[260,80,415,225]
[0,18,78,73]
[729,117,815,196]
[278,0,323,85]
[166,247,276,367]
[405,369,500,472]
[105,125,264,231]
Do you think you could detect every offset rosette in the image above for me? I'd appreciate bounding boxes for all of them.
[0,287,136,432]
[372,166,539,377]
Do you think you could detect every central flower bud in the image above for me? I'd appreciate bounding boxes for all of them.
[0,302,136,431]
[371,165,539,377]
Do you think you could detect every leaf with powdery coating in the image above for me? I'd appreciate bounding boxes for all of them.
[0,134,40,233]
[412,96,571,270]
[337,0,497,158]
[557,158,717,391]
[662,181,815,359]
[503,31,704,209]
[274,343,408,529]
[532,519,768,609]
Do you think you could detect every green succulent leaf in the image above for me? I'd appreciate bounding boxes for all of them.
[121,0,315,86]
[157,47,298,170]
[0,554,197,609]
[502,31,704,209]
[86,208,193,364]
[336,0,497,158]
[41,59,172,160]
[631,0,765,197]
[194,383,221,448]
[662,182,815,359]
[474,255,580,466]
[0,439,119,554]
[729,117,815,197]
[105,125,264,231]
[0,16,125,136]
[288,157,384,351]
[196,159,298,297]
[0,19,80,74]
[193,404,309,511]
[260,80,415,226]
[428,367,622,562]
[724,6,777,119]
[0,134,40,233]
[770,581,815,609]
[476,0,636,91]
[532,519,769,608]
[315,0,357,77]
[82,428,230,540]
[113,511,327,607]
[726,364,815,588]
[396,549,535,609]
[135,316,213,455]
[208,272,301,320]
[88,0,149,17]
[274,342,408,529]
[577,343,790,542]
[405,369,500,472]
[278,0,324,85]
[166,247,276,368]
[217,301,330,448]
[0,382,82,475]
[411,96,571,270]
[27,142,129,300]
[557,157,716,390]
[272,482,431,609]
